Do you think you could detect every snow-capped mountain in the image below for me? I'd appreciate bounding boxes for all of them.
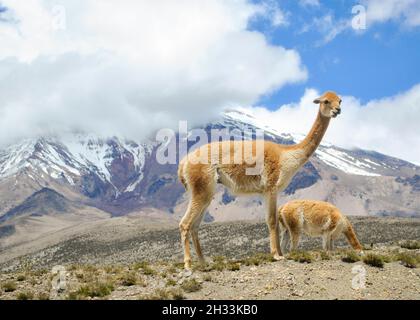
[0,109,419,225]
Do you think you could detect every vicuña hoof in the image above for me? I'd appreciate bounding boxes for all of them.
[273,254,285,261]
[183,269,193,277]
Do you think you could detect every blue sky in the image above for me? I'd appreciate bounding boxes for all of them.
[249,0,420,109]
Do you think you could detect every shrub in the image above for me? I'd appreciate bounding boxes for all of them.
[118,273,137,286]
[37,292,50,300]
[16,291,34,300]
[133,261,157,275]
[363,253,384,268]
[319,251,331,260]
[193,262,215,272]
[181,278,202,293]
[211,256,227,271]
[104,265,124,274]
[2,281,17,292]
[341,250,361,263]
[167,265,178,274]
[139,288,185,300]
[226,262,240,271]
[170,288,185,300]
[287,251,313,263]
[397,252,419,268]
[400,240,420,250]
[240,253,275,266]
[75,281,115,298]
[16,275,26,282]
[202,274,212,282]
[166,278,177,287]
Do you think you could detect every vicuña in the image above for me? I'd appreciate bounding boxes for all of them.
[278,200,363,252]
[178,91,342,270]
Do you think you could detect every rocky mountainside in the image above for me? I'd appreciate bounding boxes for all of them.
[0,109,419,239]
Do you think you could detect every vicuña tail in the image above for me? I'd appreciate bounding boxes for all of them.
[343,218,362,250]
[278,205,286,229]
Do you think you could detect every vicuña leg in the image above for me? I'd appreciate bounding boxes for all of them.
[290,231,300,251]
[322,233,331,251]
[265,193,282,259]
[280,229,290,254]
[191,204,209,265]
[179,198,209,270]
[329,236,335,251]
[179,170,215,271]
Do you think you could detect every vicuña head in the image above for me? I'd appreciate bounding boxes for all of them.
[314,91,342,118]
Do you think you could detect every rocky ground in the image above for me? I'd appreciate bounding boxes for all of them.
[0,217,419,300]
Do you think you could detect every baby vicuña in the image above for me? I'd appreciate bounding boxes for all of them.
[278,200,362,252]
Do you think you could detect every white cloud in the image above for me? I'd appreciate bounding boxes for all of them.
[0,0,307,145]
[259,0,290,27]
[271,8,289,27]
[362,0,420,27]
[312,14,351,44]
[246,84,420,164]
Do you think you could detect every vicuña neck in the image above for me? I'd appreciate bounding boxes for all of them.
[295,110,330,162]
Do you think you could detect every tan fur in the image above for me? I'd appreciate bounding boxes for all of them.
[178,91,342,270]
[278,200,363,252]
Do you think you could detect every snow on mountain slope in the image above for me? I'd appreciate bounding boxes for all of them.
[0,135,153,194]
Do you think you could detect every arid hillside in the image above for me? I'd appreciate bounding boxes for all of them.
[0,217,419,300]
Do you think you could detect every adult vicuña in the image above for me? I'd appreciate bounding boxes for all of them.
[278,200,363,253]
[178,91,342,270]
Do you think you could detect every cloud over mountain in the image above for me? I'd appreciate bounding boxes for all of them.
[0,0,307,145]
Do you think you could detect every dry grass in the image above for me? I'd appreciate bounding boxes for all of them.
[399,240,420,250]
[202,274,212,282]
[239,253,275,266]
[16,274,26,282]
[138,288,185,300]
[2,281,17,292]
[68,280,115,299]
[133,261,157,276]
[165,278,177,287]
[341,250,361,263]
[16,291,34,300]
[226,262,241,271]
[396,252,419,268]
[319,251,331,261]
[287,251,314,263]
[180,278,202,293]
[36,292,50,300]
[363,253,385,268]
[117,272,138,286]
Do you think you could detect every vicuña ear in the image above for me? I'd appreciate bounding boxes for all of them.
[313,98,321,104]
